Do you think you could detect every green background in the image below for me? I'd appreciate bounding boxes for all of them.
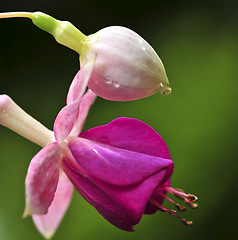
[0,0,237,239]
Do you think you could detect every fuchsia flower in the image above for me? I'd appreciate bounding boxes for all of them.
[0,11,172,101]
[23,58,175,236]
[0,12,198,239]
[0,59,198,239]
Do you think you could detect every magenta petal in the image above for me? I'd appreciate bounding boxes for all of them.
[62,157,168,231]
[70,89,97,136]
[54,99,80,143]
[79,117,170,158]
[67,137,173,186]
[67,56,96,105]
[24,142,61,216]
[32,172,73,239]
[62,117,174,230]
[79,117,173,215]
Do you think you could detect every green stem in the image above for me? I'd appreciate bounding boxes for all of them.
[0,12,33,19]
[0,11,87,54]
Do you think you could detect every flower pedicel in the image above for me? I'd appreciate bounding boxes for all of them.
[0,11,171,101]
[0,59,198,239]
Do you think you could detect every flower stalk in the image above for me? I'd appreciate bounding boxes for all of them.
[0,11,86,53]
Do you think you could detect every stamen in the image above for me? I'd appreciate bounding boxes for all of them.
[164,187,191,198]
[174,193,187,201]
[174,188,185,193]
[175,203,187,212]
[173,193,198,208]
[166,210,193,226]
[158,190,186,212]
[163,186,198,209]
[149,185,198,225]
[149,198,193,226]
[149,198,167,211]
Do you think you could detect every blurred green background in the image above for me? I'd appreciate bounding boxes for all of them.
[0,0,238,239]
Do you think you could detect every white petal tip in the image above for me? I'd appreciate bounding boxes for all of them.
[42,232,54,240]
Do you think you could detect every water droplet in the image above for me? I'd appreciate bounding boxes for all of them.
[105,76,120,88]
[105,76,113,85]
[113,82,120,88]
[159,82,172,96]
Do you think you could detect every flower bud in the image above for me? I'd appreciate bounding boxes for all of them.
[81,26,171,101]
[0,11,172,101]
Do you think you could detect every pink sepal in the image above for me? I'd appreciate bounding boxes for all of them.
[32,172,73,239]
[70,89,97,136]
[24,142,61,216]
[54,56,96,142]
[54,99,80,143]
[67,56,96,105]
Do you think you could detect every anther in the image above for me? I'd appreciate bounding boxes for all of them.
[167,188,198,208]
[186,202,198,209]
[164,187,198,203]
[175,203,186,212]
[174,193,198,209]
[187,194,198,202]
[181,219,193,226]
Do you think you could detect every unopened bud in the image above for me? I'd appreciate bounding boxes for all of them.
[81,26,171,101]
[0,11,172,101]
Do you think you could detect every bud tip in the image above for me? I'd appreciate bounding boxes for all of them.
[159,82,172,96]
